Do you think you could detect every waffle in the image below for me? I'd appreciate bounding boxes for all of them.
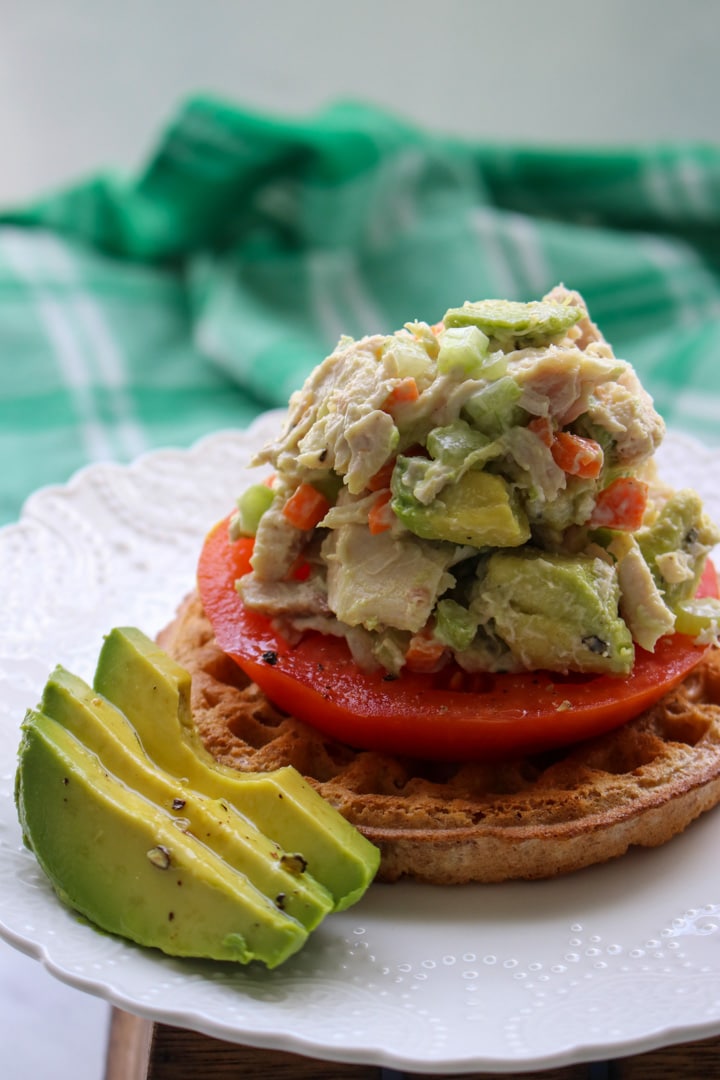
[158,593,720,884]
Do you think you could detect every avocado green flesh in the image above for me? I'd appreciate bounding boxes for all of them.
[41,670,333,931]
[478,550,635,675]
[392,467,530,548]
[93,628,379,911]
[16,713,307,966]
[443,299,583,348]
[637,490,720,609]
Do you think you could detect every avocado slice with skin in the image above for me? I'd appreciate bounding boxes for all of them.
[93,627,380,911]
[40,668,334,932]
[16,711,308,966]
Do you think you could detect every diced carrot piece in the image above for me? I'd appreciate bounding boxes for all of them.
[367,458,396,492]
[368,490,394,535]
[431,321,445,334]
[551,431,604,479]
[282,483,331,530]
[528,416,554,447]
[262,472,277,488]
[448,669,466,691]
[383,377,419,411]
[288,557,312,581]
[405,633,447,673]
[590,477,649,531]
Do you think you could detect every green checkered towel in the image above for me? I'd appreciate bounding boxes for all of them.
[2,95,719,525]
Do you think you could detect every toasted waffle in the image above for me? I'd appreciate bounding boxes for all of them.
[158,593,720,884]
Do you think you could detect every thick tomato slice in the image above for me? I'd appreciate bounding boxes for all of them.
[197,517,717,761]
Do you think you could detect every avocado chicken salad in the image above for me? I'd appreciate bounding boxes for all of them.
[232,285,720,680]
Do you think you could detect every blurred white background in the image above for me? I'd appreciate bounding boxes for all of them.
[1,0,719,206]
[1,1,718,1077]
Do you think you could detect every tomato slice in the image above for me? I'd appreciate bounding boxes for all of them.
[197,517,717,761]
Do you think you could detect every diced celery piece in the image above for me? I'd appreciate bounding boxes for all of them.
[230,483,275,538]
[434,599,478,651]
[462,376,525,438]
[437,326,489,377]
[426,419,491,464]
[383,336,435,381]
[674,596,720,637]
[313,472,343,503]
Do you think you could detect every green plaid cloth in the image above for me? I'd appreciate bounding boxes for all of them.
[2,95,719,526]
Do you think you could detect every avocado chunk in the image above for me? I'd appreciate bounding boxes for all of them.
[16,711,307,966]
[40,667,334,932]
[392,463,530,548]
[93,627,379,911]
[475,549,634,674]
[443,299,583,350]
[636,489,720,611]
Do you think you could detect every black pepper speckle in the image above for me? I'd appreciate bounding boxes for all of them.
[280,853,308,875]
[582,635,610,656]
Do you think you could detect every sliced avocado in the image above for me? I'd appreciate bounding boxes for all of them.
[93,627,379,911]
[40,668,333,931]
[636,489,720,610]
[475,549,634,674]
[392,464,530,548]
[16,711,307,966]
[443,299,583,350]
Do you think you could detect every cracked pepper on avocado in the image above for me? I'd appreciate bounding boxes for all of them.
[231,285,720,679]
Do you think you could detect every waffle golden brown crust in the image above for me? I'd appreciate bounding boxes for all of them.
[158,593,720,884]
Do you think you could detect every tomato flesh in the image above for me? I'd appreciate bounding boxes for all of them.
[197,517,717,761]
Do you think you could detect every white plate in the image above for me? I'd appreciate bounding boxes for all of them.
[1,414,720,1075]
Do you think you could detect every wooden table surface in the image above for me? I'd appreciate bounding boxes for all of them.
[105,1008,720,1079]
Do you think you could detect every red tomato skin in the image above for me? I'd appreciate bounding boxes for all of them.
[197,517,717,761]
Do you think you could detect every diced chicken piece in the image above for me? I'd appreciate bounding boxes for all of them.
[655,550,696,585]
[543,284,606,351]
[274,614,383,672]
[320,488,381,529]
[322,525,455,633]
[250,501,306,581]
[253,335,401,493]
[255,334,386,460]
[609,534,675,651]
[502,426,566,502]
[510,344,623,425]
[585,366,665,466]
[337,410,398,493]
[238,573,329,618]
